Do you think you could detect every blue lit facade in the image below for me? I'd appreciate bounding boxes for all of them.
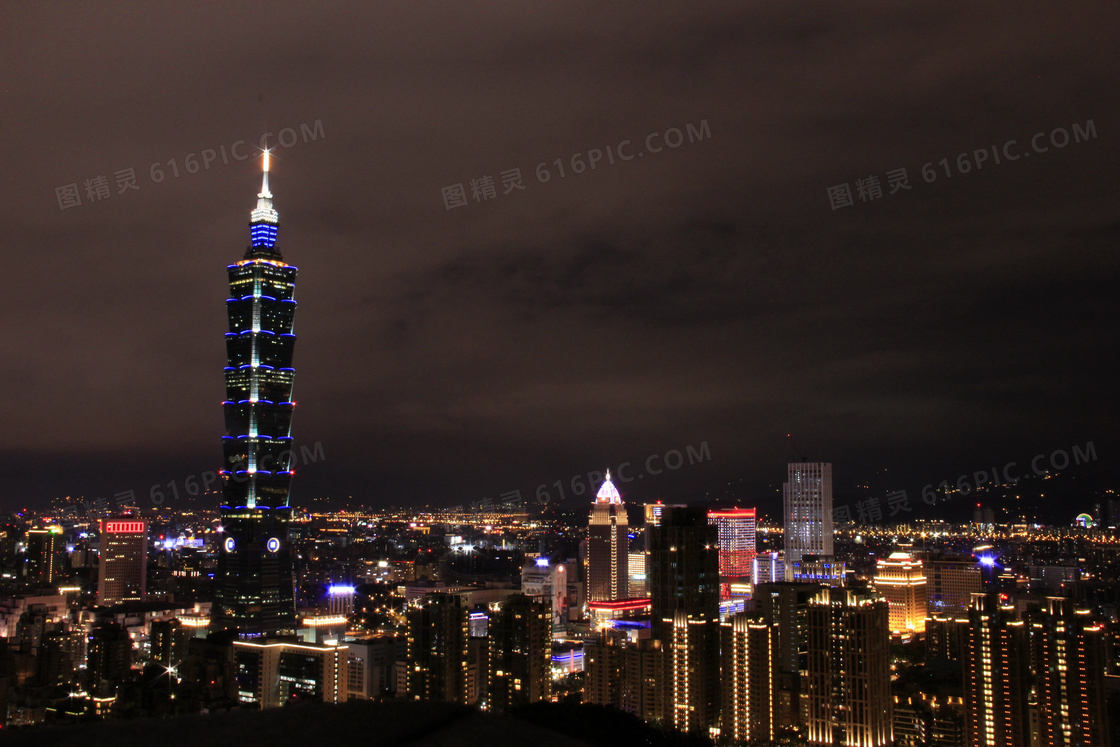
[212,156,298,637]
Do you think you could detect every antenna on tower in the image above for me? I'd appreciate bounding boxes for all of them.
[259,148,272,198]
[787,433,807,462]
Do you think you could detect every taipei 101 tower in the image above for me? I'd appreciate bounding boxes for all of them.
[211,152,299,637]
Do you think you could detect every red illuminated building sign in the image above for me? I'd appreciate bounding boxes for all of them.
[103,521,146,533]
[588,598,651,612]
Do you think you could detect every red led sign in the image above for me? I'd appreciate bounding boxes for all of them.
[104,521,146,533]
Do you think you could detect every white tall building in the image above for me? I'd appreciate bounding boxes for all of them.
[783,463,832,580]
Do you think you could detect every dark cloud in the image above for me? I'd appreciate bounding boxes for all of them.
[0,1,1117,516]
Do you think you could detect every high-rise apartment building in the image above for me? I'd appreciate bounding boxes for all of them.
[720,612,776,743]
[343,635,405,700]
[648,506,720,735]
[232,639,347,708]
[1031,597,1110,747]
[25,527,64,585]
[708,508,757,581]
[150,618,194,673]
[805,587,893,747]
[783,462,833,577]
[874,551,928,634]
[405,592,470,704]
[753,582,825,729]
[587,471,628,603]
[487,594,552,714]
[212,153,298,638]
[963,593,1031,747]
[86,622,132,692]
[584,627,665,724]
[926,614,967,664]
[97,519,147,605]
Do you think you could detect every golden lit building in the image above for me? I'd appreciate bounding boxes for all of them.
[874,551,928,634]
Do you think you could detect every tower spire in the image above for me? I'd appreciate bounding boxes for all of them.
[596,468,621,504]
[260,148,272,198]
[249,149,278,250]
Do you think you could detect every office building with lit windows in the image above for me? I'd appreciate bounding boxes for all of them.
[211,153,298,638]
[874,551,928,634]
[628,552,648,598]
[751,551,785,586]
[97,519,147,605]
[926,554,983,614]
[805,587,893,747]
[708,508,756,581]
[783,462,833,577]
[587,471,628,603]
[790,554,847,586]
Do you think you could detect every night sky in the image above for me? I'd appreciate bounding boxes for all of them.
[2,2,1118,518]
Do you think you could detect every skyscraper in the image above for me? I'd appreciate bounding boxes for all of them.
[805,587,893,747]
[720,612,776,743]
[753,582,825,730]
[405,592,470,704]
[708,508,757,581]
[1030,597,1110,747]
[487,594,552,714]
[648,506,720,735]
[783,462,833,577]
[963,593,1030,747]
[587,470,628,603]
[86,622,132,693]
[97,519,147,605]
[212,152,298,638]
[25,527,64,585]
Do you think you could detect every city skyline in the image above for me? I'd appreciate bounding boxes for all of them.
[2,2,1120,742]
[1,2,1118,516]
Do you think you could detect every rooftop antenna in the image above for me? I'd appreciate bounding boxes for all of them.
[787,433,807,462]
